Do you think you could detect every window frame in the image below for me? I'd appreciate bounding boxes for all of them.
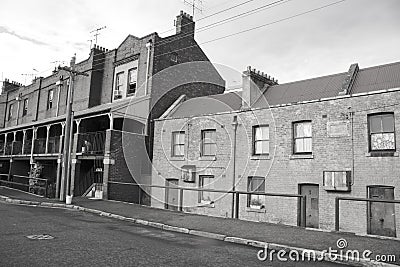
[201,129,217,156]
[47,89,54,110]
[114,71,124,100]
[252,125,270,156]
[171,131,185,157]
[127,68,137,96]
[367,112,396,152]
[198,175,214,203]
[8,103,14,121]
[247,176,265,208]
[22,98,28,116]
[293,120,312,154]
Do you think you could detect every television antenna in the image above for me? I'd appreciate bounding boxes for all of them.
[184,0,204,18]
[90,26,107,45]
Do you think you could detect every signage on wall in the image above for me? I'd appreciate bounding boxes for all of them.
[327,121,350,137]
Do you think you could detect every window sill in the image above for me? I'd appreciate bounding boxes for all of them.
[170,156,185,161]
[289,154,314,160]
[246,207,266,213]
[199,156,216,161]
[250,155,270,160]
[365,152,398,157]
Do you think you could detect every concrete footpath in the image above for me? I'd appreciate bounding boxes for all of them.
[0,186,399,267]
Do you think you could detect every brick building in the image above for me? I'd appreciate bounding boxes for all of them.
[0,11,225,202]
[151,61,400,237]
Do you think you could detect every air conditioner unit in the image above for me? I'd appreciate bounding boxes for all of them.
[323,171,351,192]
[181,165,196,183]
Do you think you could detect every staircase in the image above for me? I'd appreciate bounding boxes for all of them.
[82,183,103,199]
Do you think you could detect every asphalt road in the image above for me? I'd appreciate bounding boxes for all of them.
[0,203,343,267]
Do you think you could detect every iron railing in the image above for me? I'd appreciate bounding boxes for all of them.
[77,131,106,155]
[335,196,400,232]
[47,136,61,154]
[108,181,307,227]
[0,142,4,155]
[23,139,32,155]
[5,142,12,155]
[0,174,49,197]
[34,138,46,154]
[12,141,23,155]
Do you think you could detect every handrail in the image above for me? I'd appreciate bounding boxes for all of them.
[335,196,400,231]
[108,181,306,226]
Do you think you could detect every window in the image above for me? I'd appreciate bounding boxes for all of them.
[114,72,123,100]
[22,99,28,116]
[253,125,269,155]
[172,131,185,157]
[47,89,54,110]
[293,121,312,154]
[8,104,13,121]
[201,129,217,156]
[247,176,265,208]
[368,113,395,151]
[127,68,137,95]
[323,171,351,192]
[199,175,214,203]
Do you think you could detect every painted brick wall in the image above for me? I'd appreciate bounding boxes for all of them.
[152,89,400,235]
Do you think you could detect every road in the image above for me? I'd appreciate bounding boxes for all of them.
[0,203,343,266]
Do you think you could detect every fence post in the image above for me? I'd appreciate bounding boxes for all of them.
[234,192,240,219]
[301,196,306,227]
[335,197,340,231]
[138,186,142,205]
[179,189,184,212]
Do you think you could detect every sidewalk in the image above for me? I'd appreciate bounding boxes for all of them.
[1,186,399,266]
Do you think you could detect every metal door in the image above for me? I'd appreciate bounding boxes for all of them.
[165,179,179,211]
[368,186,396,237]
[300,184,319,228]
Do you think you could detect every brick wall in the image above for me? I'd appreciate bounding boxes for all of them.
[152,89,400,235]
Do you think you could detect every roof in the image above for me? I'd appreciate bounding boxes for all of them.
[169,91,242,118]
[167,61,400,119]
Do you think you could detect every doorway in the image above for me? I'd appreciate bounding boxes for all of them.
[367,185,396,237]
[299,184,319,228]
[165,179,179,211]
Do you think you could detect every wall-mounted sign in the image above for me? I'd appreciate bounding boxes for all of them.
[327,121,350,137]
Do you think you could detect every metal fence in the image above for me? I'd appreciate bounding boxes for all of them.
[108,181,307,227]
[0,174,49,197]
[34,138,47,154]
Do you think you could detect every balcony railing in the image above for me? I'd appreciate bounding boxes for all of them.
[0,142,4,155]
[12,141,23,155]
[5,142,13,155]
[33,138,46,154]
[23,139,32,155]
[77,131,106,155]
[47,136,61,154]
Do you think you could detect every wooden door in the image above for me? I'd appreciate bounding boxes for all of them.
[368,186,396,237]
[300,184,319,228]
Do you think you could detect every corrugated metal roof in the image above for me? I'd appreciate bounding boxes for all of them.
[169,91,242,118]
[166,61,400,119]
[351,61,400,94]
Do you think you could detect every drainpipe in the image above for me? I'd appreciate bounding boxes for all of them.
[349,107,355,186]
[35,78,43,121]
[144,40,152,96]
[231,115,238,218]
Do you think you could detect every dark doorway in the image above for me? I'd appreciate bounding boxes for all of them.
[367,185,396,237]
[299,184,319,228]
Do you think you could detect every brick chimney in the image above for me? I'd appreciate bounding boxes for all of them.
[1,78,22,93]
[242,66,278,109]
[175,11,195,36]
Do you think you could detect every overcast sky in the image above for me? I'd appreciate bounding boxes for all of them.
[0,0,399,88]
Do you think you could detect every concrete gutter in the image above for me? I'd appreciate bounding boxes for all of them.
[0,195,397,267]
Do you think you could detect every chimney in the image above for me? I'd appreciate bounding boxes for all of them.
[175,10,195,36]
[2,78,21,92]
[241,66,278,109]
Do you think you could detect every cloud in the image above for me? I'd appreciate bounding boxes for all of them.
[0,26,49,47]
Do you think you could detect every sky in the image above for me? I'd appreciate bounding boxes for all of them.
[0,0,399,88]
